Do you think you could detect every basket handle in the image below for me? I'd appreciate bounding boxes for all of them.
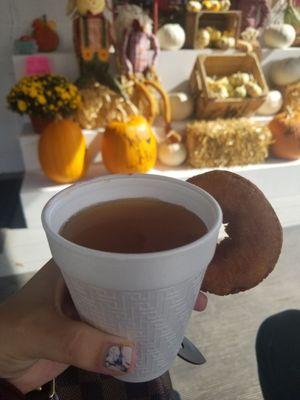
[198,57,210,99]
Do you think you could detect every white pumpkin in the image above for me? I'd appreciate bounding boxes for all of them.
[168,92,194,121]
[157,24,186,51]
[270,57,300,86]
[257,90,283,115]
[158,141,187,167]
[263,24,296,48]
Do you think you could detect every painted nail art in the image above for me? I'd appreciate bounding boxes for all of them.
[105,345,133,373]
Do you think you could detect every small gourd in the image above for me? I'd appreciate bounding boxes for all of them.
[158,131,187,167]
[157,24,186,51]
[257,90,283,116]
[269,109,300,160]
[216,37,230,50]
[229,72,251,87]
[196,29,210,48]
[270,57,300,86]
[263,24,296,48]
[202,0,221,12]
[102,115,157,174]
[39,120,86,183]
[246,81,263,97]
[187,1,202,12]
[233,85,247,98]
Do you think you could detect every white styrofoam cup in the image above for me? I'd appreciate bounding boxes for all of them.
[42,174,222,382]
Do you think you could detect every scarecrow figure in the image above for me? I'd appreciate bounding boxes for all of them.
[115,4,159,76]
[67,0,121,92]
[231,0,270,31]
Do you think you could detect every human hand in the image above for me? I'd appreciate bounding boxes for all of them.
[194,292,208,312]
[0,260,136,394]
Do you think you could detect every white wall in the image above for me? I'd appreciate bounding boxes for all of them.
[0,0,72,174]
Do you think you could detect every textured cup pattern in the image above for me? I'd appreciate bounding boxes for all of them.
[64,271,203,382]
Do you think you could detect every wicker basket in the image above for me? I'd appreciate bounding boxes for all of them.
[185,11,241,49]
[190,53,269,119]
[186,119,272,168]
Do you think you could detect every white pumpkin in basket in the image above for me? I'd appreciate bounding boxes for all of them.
[168,92,194,121]
[157,24,186,51]
[263,24,296,48]
[257,90,283,115]
[270,57,300,86]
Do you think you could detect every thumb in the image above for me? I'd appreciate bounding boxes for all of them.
[30,311,136,377]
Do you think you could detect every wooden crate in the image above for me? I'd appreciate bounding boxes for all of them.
[190,53,269,119]
[185,11,241,49]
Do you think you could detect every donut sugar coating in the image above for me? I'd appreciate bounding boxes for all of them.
[187,171,283,296]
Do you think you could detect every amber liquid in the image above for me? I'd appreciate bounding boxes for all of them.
[60,198,208,254]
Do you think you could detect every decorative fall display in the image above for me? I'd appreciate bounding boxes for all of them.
[39,120,86,183]
[114,6,173,133]
[270,57,300,86]
[206,72,263,99]
[190,54,268,119]
[157,24,186,51]
[187,118,272,167]
[69,0,122,95]
[115,5,159,76]
[102,116,157,174]
[257,90,283,116]
[32,16,59,52]
[7,75,81,132]
[269,109,300,160]
[195,26,236,49]
[158,131,187,167]
[75,81,138,129]
[185,10,241,49]
[263,24,296,48]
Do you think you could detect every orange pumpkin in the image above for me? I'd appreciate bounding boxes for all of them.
[32,16,59,52]
[102,115,157,173]
[39,120,86,183]
[269,109,300,160]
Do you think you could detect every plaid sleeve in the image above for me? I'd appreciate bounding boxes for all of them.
[0,379,25,400]
[150,33,160,68]
[56,368,174,400]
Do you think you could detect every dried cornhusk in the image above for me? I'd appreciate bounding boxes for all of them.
[75,81,137,130]
[282,81,300,111]
[187,118,272,167]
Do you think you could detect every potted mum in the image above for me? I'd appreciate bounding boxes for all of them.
[7,74,81,134]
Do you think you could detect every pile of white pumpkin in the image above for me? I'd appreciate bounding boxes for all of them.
[257,56,300,115]
[263,23,296,49]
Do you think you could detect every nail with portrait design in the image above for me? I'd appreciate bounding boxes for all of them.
[105,345,134,373]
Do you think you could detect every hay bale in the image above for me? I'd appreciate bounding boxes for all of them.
[187,118,272,167]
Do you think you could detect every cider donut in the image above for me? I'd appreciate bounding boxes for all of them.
[188,171,283,296]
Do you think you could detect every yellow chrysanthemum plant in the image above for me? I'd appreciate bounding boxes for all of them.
[7,74,81,119]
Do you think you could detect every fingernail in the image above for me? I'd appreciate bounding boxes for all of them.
[105,345,133,373]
